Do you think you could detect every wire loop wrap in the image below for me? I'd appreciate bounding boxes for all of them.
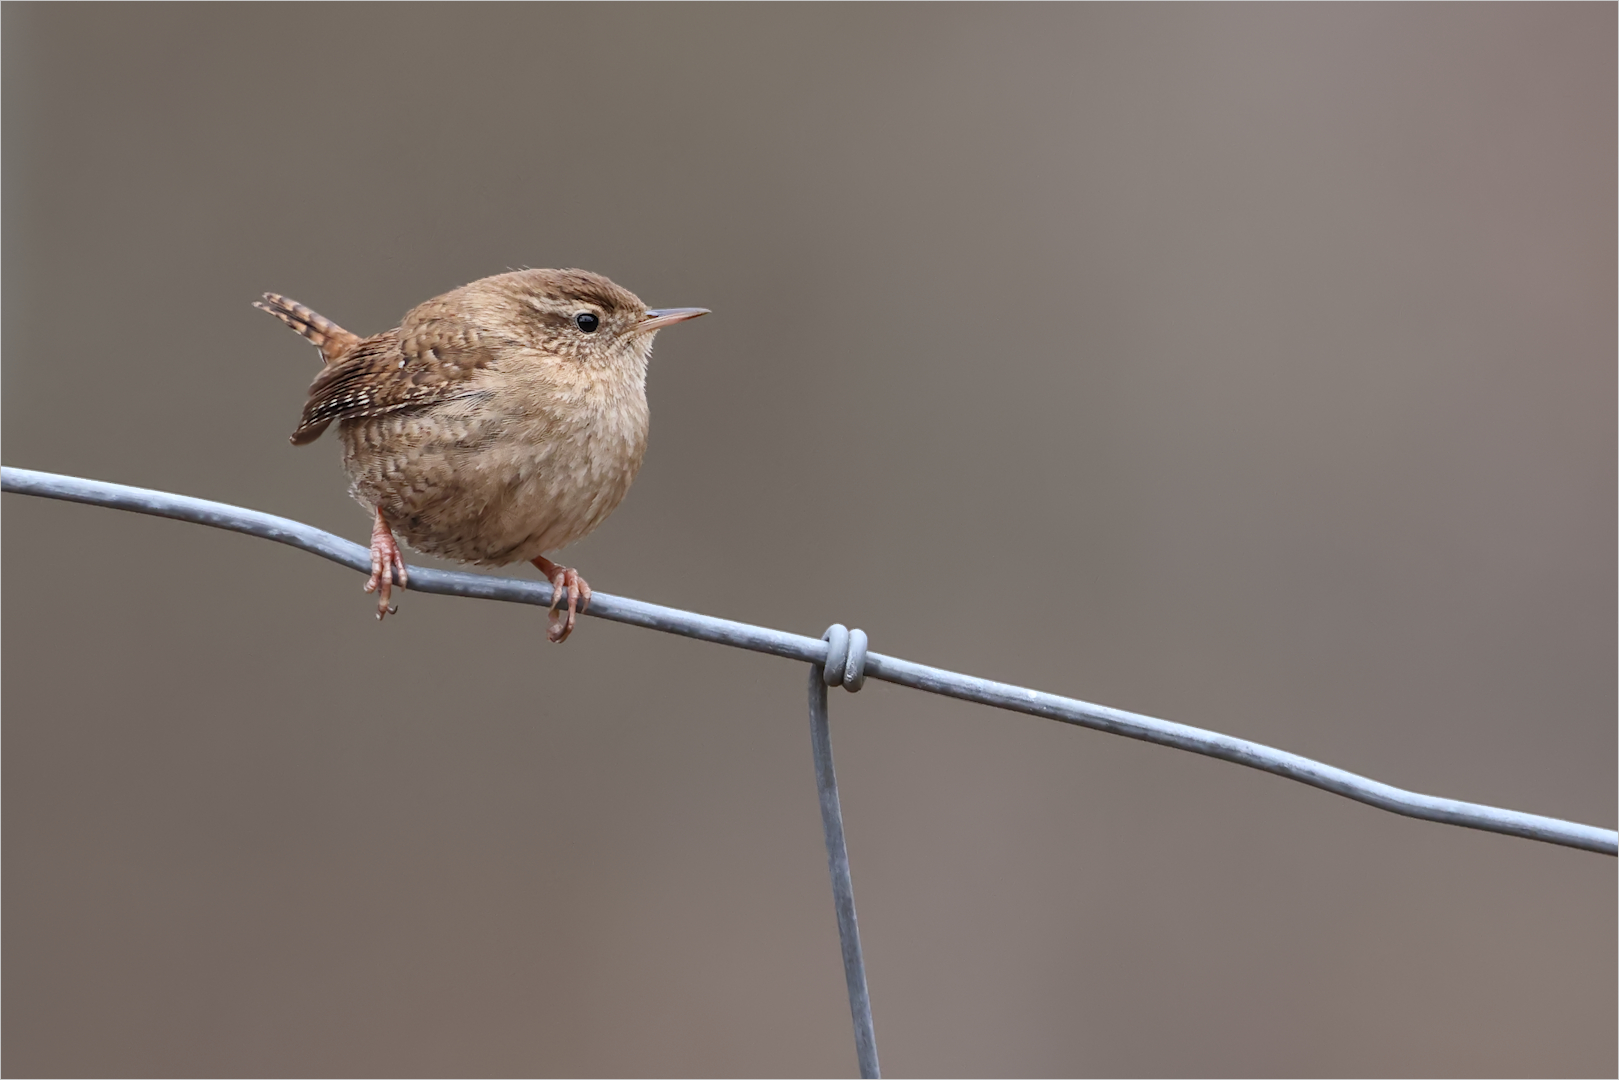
[822,624,869,692]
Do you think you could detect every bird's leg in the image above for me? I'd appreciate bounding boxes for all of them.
[364,508,409,619]
[532,556,592,643]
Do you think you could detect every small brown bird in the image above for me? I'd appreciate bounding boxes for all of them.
[255,269,707,641]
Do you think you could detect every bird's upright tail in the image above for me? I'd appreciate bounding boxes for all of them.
[254,293,362,365]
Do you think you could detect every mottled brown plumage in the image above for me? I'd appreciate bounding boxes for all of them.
[255,269,708,640]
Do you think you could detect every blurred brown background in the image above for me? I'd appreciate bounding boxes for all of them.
[4,4,1613,1077]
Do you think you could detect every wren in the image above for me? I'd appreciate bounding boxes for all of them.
[256,269,708,641]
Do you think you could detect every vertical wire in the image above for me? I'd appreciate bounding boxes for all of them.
[807,666,881,1079]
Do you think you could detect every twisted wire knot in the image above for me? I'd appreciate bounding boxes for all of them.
[821,623,869,692]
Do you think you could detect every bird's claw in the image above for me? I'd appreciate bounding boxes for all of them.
[534,557,591,643]
[366,511,408,621]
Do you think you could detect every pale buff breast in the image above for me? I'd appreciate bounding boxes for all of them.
[339,368,650,567]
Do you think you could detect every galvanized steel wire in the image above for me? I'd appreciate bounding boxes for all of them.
[807,660,880,1079]
[7,466,1612,857]
[10,463,1616,1078]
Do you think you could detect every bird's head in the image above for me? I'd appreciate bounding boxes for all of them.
[474,268,708,374]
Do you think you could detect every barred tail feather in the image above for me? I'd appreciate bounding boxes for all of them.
[254,292,361,365]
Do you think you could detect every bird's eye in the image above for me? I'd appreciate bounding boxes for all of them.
[574,312,600,333]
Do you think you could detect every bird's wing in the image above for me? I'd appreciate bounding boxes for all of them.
[290,315,497,445]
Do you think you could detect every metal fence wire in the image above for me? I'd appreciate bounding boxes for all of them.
[5,465,1615,1078]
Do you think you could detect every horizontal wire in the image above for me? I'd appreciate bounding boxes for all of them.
[5,465,1614,857]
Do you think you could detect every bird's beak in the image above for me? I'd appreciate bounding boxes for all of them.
[635,307,710,334]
